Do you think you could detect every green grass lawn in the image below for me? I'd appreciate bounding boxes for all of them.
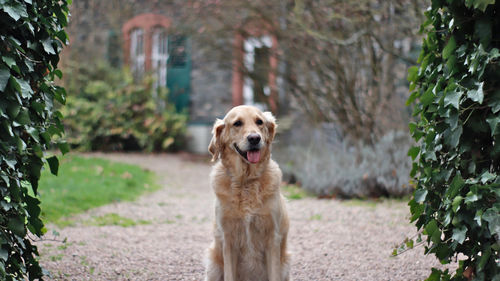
[37,154,159,226]
[281,184,313,200]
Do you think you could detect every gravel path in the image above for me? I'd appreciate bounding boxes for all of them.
[36,153,453,280]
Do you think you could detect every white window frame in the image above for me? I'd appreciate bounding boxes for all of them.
[243,36,272,110]
[130,28,145,79]
[151,27,169,89]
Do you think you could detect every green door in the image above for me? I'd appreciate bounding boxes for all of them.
[167,35,191,113]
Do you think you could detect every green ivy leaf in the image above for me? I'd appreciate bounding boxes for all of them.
[467,82,484,104]
[55,30,69,44]
[407,66,419,82]
[443,212,452,227]
[452,225,467,244]
[13,77,33,98]
[392,248,398,256]
[488,90,500,113]
[473,0,495,11]
[424,220,435,235]
[33,144,43,158]
[431,229,441,244]
[409,122,417,134]
[3,156,16,170]
[446,110,459,130]
[483,208,500,237]
[26,127,39,142]
[54,69,63,79]
[406,91,418,106]
[426,268,442,281]
[475,18,492,47]
[15,109,30,125]
[42,39,55,55]
[464,191,479,204]
[452,196,463,212]
[54,86,66,104]
[425,220,441,244]
[1,56,16,69]
[414,188,428,203]
[0,248,7,262]
[444,90,462,109]
[443,36,456,60]
[447,173,465,198]
[480,170,496,183]
[409,199,424,222]
[410,162,418,178]
[58,142,70,155]
[421,87,435,107]
[16,137,26,153]
[408,146,420,160]
[478,247,491,271]
[7,216,26,237]
[0,66,10,92]
[475,210,484,227]
[25,196,41,218]
[9,76,20,93]
[486,116,500,136]
[2,2,28,21]
[424,150,437,161]
[46,156,59,176]
[447,126,462,148]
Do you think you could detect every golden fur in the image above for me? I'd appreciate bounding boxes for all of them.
[205,105,290,281]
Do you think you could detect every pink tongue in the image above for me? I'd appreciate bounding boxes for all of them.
[247,150,261,163]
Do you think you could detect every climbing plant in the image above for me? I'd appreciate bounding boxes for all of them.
[407,0,500,280]
[0,0,69,280]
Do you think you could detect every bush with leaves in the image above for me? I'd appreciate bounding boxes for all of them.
[406,0,500,280]
[0,0,69,279]
[62,62,187,152]
[275,124,413,198]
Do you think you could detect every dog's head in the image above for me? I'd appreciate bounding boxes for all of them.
[208,105,277,164]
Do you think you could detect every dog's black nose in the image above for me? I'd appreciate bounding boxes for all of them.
[247,134,261,145]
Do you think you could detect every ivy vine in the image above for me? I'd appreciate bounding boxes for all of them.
[407,0,500,280]
[0,0,69,279]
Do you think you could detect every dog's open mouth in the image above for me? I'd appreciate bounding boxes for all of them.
[234,144,261,164]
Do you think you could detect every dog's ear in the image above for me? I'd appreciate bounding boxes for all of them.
[208,118,225,162]
[263,111,277,142]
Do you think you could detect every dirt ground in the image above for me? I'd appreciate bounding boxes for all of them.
[36,153,453,281]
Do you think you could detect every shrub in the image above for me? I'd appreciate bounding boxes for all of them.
[407,0,500,279]
[0,0,69,279]
[275,127,413,198]
[62,62,187,151]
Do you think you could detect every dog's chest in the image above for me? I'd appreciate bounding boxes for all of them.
[229,212,274,253]
[231,185,265,213]
[218,185,276,238]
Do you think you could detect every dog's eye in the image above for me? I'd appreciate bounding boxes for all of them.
[256,119,263,125]
[233,120,242,127]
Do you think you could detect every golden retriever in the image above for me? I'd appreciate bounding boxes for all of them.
[205,105,290,281]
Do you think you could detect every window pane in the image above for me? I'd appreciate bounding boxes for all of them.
[152,28,168,88]
[168,35,187,68]
[130,28,145,80]
[243,36,272,109]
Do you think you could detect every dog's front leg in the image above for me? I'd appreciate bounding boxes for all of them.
[222,235,236,281]
[266,234,282,281]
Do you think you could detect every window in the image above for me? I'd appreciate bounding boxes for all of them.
[151,27,169,89]
[243,36,273,110]
[122,14,191,112]
[168,35,188,68]
[130,28,145,79]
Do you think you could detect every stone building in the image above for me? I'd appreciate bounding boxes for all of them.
[63,0,285,153]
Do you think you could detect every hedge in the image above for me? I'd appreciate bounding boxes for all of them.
[407,0,500,280]
[0,0,69,279]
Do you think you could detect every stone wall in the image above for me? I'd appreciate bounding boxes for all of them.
[63,0,233,123]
